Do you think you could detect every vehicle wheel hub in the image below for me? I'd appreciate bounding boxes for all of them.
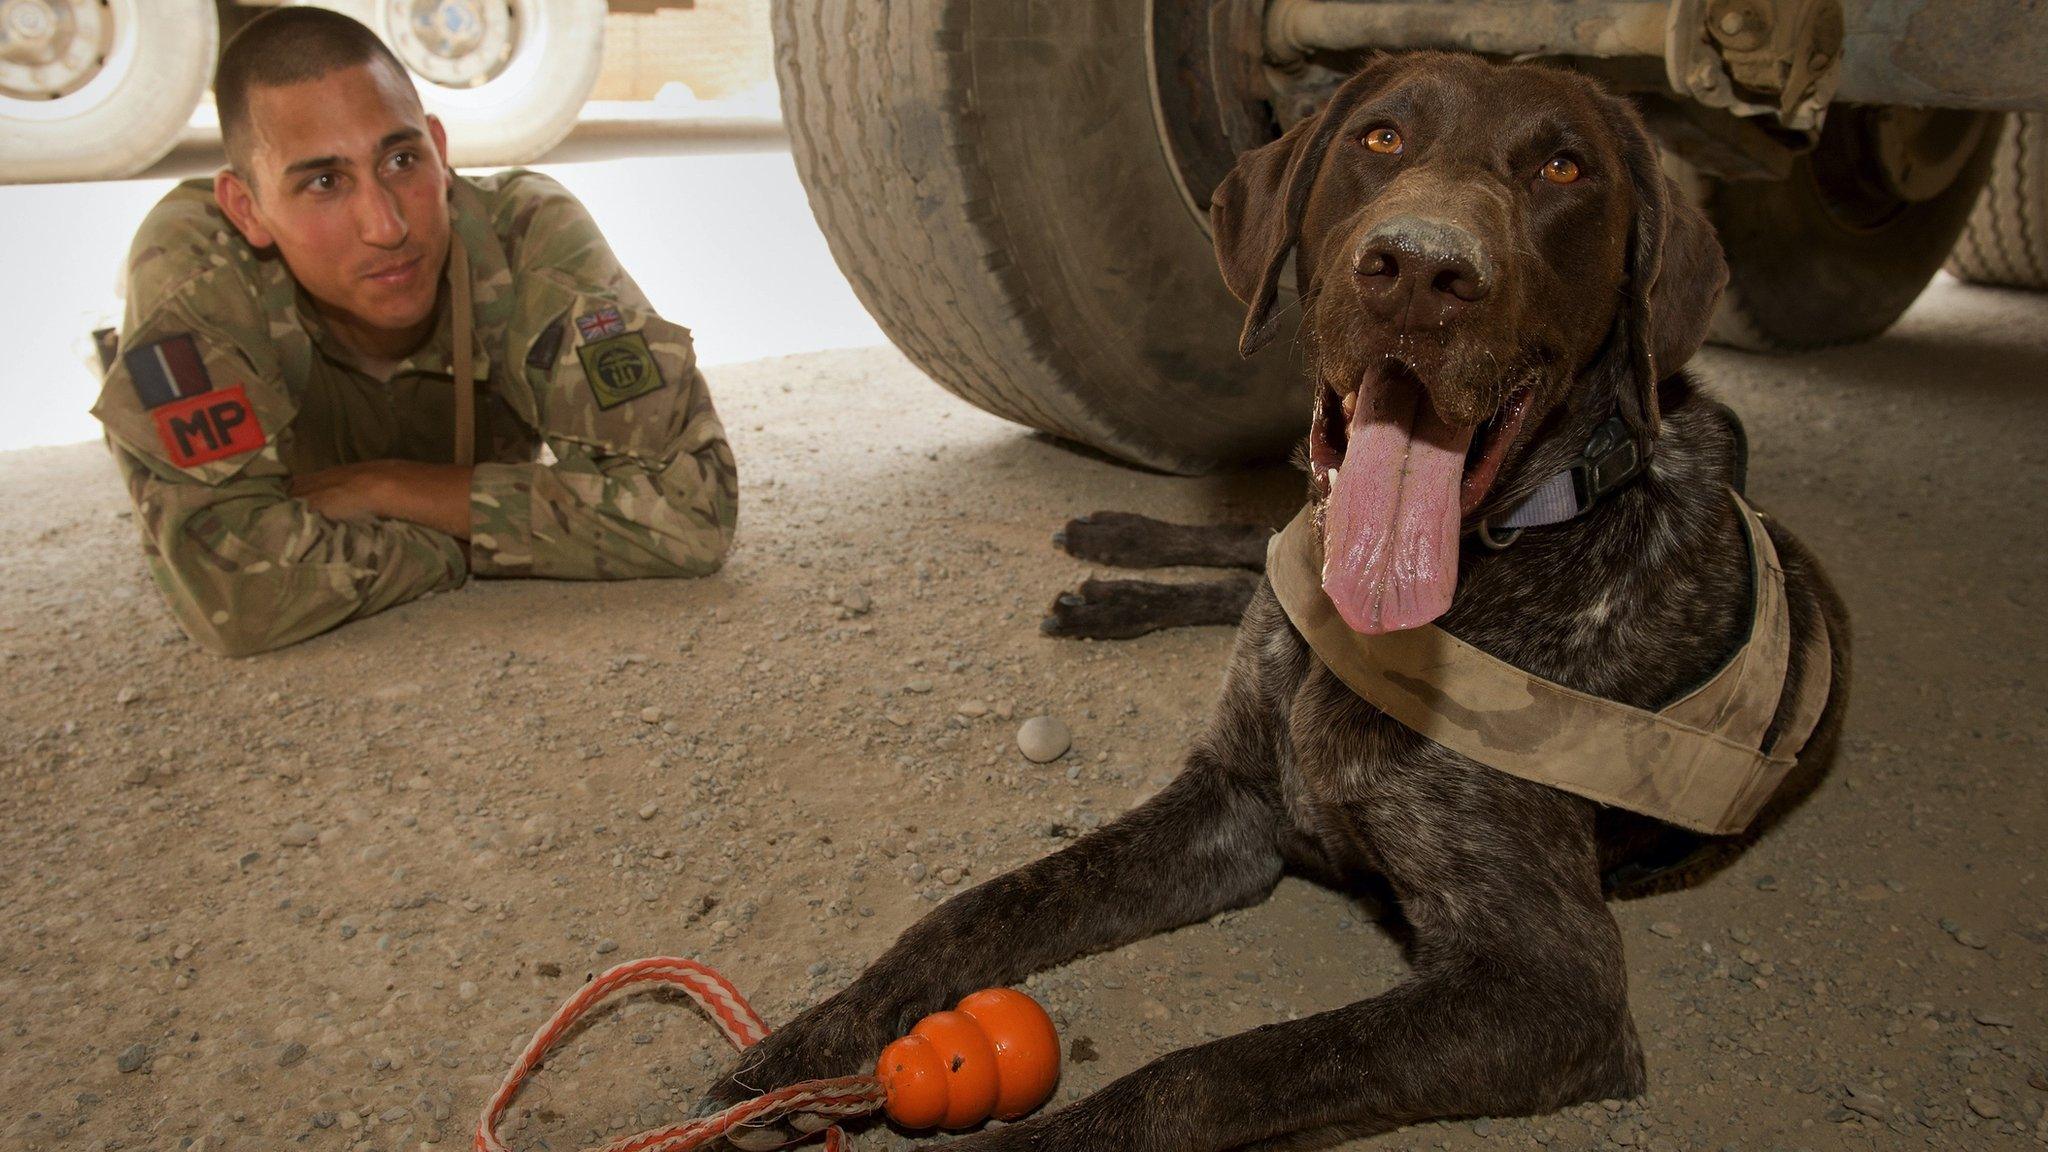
[386,0,515,89]
[0,0,110,99]
[1868,106,1990,204]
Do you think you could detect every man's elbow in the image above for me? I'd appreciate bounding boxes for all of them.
[149,541,322,658]
[188,621,285,659]
[644,514,735,579]
[161,590,291,658]
[628,471,737,579]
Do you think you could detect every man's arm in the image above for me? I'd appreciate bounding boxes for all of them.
[464,172,738,580]
[96,287,470,656]
[115,449,469,656]
[466,356,737,580]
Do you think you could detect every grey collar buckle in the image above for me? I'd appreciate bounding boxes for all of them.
[1479,415,1647,547]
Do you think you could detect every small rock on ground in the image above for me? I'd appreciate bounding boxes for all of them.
[1017,716,1071,763]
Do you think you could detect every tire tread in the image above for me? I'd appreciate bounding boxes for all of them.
[771,1,1093,447]
[770,0,1299,473]
[1946,113,2048,290]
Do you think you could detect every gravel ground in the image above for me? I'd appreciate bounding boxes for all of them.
[2,276,2045,1152]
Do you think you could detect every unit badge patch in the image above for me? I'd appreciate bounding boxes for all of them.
[576,332,666,410]
[124,334,267,467]
[125,333,212,410]
[574,305,626,342]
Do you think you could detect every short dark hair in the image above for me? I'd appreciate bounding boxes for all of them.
[215,7,416,185]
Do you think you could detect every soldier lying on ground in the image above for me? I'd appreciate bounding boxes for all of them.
[91,8,738,657]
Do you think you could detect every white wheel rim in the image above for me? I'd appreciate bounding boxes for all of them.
[0,0,113,101]
[385,0,515,89]
[410,0,568,121]
[0,0,138,118]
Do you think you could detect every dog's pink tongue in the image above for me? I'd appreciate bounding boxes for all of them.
[1323,367,1476,633]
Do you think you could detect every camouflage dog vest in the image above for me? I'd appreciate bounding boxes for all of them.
[1267,491,1833,835]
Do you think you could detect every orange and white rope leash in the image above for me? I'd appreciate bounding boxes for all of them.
[475,957,887,1152]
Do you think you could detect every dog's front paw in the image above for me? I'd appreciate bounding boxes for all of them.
[1055,512,1270,570]
[1041,578,1168,640]
[1053,512,1163,567]
[1042,575,1260,640]
[693,997,894,1148]
[690,1102,834,1152]
[927,1110,1074,1152]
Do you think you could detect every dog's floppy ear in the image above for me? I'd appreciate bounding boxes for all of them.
[1210,119,1314,356]
[1646,185,1727,378]
[1601,94,1729,443]
[1210,61,1400,357]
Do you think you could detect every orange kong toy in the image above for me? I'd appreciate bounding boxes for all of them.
[478,959,1061,1152]
[875,988,1061,1129]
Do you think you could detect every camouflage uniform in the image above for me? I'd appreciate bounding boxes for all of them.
[91,171,738,656]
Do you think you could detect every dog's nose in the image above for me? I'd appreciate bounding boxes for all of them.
[1353,215,1492,324]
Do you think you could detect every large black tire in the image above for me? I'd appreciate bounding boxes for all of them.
[1704,106,2003,352]
[1946,113,2048,291]
[769,1,1302,474]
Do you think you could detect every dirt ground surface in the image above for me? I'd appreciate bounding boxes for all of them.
[3,277,2045,1152]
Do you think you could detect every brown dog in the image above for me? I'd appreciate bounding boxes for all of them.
[703,53,1850,1150]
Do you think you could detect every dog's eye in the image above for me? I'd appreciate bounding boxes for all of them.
[1541,156,1581,185]
[1361,127,1403,155]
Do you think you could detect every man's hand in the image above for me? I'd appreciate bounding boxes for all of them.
[290,460,474,540]
[289,462,392,522]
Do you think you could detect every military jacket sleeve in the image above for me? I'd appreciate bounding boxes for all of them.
[92,214,467,657]
[466,173,738,580]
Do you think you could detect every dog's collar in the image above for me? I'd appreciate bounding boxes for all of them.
[1474,416,1646,549]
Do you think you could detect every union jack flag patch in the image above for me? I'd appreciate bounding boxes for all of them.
[575,306,626,342]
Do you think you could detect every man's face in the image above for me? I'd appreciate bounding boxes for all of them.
[215,60,453,356]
